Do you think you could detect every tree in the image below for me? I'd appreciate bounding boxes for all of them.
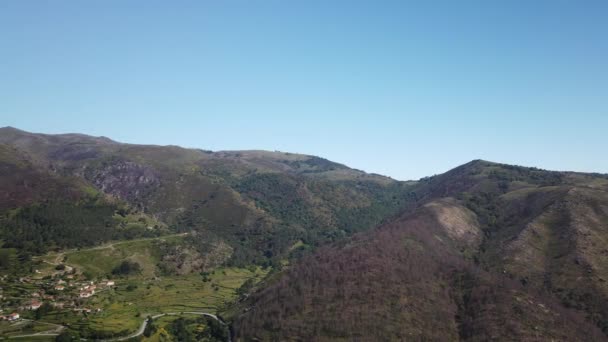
[143,316,157,337]
[55,331,73,342]
[35,302,53,320]
[112,260,141,275]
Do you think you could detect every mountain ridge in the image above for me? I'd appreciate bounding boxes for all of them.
[232,157,608,341]
[0,127,414,267]
[2,127,608,341]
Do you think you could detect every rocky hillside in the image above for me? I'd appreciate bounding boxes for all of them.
[0,127,414,266]
[233,161,608,341]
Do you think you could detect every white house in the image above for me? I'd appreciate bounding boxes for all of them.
[79,291,93,298]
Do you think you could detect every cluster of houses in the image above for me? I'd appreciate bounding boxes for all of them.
[0,312,20,321]
[0,274,117,322]
[0,287,19,321]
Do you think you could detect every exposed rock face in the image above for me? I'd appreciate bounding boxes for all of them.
[84,160,160,203]
[424,198,481,248]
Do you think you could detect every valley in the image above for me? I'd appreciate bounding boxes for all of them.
[0,233,266,341]
[1,128,608,341]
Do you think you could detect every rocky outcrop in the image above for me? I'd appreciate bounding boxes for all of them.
[84,160,160,203]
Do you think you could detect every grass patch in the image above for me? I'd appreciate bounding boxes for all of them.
[60,234,186,278]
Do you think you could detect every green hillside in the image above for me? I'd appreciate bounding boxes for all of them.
[0,127,415,268]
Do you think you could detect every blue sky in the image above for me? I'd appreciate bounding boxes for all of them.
[1,1,607,180]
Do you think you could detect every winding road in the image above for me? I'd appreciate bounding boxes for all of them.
[10,233,232,341]
[5,311,229,341]
[101,311,230,342]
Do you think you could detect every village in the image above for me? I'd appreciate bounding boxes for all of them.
[0,263,116,324]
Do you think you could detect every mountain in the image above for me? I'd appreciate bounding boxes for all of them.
[233,161,608,341]
[0,126,414,266]
[3,127,608,341]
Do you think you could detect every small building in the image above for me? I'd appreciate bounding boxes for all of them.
[55,285,65,291]
[80,284,93,291]
[79,290,94,298]
[106,280,115,286]
[8,312,20,321]
[28,300,42,310]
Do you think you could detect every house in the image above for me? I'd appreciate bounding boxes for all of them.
[8,312,20,321]
[28,300,42,310]
[106,280,115,286]
[80,284,95,291]
[79,290,94,298]
[55,285,65,291]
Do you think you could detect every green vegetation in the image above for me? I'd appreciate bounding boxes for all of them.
[167,316,227,342]
[0,128,416,273]
[26,236,266,339]
[59,234,185,278]
[112,260,142,276]
[1,199,164,256]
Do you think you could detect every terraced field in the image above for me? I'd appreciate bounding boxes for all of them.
[4,235,268,340]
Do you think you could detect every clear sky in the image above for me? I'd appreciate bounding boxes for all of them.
[1,1,607,180]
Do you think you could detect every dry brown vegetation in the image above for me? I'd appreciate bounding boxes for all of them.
[233,161,608,341]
